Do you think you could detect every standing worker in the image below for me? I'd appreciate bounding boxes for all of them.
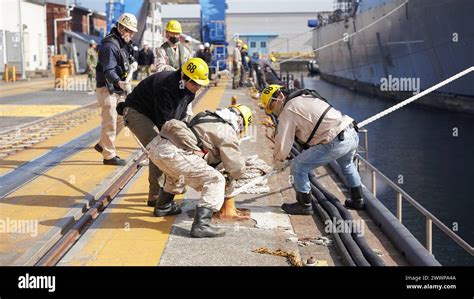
[116,58,210,207]
[232,39,243,89]
[239,44,249,88]
[146,105,252,238]
[261,85,365,215]
[94,13,138,166]
[137,41,155,80]
[86,40,98,93]
[155,20,191,72]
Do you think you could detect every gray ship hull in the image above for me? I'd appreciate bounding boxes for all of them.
[313,0,474,113]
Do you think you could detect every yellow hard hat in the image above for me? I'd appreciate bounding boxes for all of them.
[118,13,138,32]
[242,44,248,50]
[229,104,252,131]
[236,39,243,46]
[269,55,276,63]
[166,20,182,34]
[260,84,283,114]
[182,57,209,86]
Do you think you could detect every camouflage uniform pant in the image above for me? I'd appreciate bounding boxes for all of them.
[147,137,226,211]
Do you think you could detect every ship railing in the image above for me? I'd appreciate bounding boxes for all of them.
[354,145,474,257]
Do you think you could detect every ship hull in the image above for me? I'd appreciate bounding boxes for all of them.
[313,0,474,113]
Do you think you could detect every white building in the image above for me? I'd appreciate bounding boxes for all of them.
[226,0,332,55]
[1,0,48,73]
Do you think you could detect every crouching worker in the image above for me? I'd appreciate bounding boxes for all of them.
[146,104,252,238]
[117,57,209,207]
[261,85,365,215]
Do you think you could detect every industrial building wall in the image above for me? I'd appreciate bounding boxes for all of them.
[226,12,316,54]
[0,0,48,72]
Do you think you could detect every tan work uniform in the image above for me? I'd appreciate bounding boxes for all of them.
[147,117,245,211]
[155,41,191,72]
[274,94,353,161]
[232,46,242,89]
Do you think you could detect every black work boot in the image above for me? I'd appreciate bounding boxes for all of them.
[345,186,365,210]
[103,156,126,166]
[281,192,314,215]
[153,190,181,216]
[190,207,225,238]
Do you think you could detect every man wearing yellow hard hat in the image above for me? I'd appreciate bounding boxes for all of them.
[146,103,252,238]
[155,20,191,72]
[261,85,365,215]
[116,57,210,207]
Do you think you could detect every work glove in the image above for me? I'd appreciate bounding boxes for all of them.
[118,81,132,94]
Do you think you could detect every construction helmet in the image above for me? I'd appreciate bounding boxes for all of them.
[242,44,248,50]
[260,84,283,114]
[229,104,252,131]
[117,13,138,32]
[166,20,182,34]
[182,57,210,86]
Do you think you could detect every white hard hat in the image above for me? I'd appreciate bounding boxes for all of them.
[117,13,138,32]
[133,46,138,51]
[143,41,149,46]
[89,39,96,45]
[204,42,210,48]
[198,44,204,50]
[185,36,192,42]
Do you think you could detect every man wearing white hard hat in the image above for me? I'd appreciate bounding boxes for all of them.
[94,13,138,166]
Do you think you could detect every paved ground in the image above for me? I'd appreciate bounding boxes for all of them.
[0,76,97,131]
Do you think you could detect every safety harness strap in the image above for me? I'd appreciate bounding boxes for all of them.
[185,110,232,150]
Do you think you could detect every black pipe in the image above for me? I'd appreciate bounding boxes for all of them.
[290,147,371,266]
[309,174,386,266]
[311,189,356,266]
[328,161,441,266]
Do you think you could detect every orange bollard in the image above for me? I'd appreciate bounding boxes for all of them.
[214,197,251,221]
[11,66,16,82]
[231,95,238,105]
[4,64,9,82]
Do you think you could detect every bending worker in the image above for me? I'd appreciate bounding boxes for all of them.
[146,104,252,238]
[117,58,210,207]
[155,20,191,72]
[261,85,365,215]
[95,13,137,166]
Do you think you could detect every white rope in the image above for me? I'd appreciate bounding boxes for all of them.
[275,0,409,66]
[358,66,474,127]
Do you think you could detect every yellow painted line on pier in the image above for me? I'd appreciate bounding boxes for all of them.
[0,114,101,176]
[0,105,81,117]
[0,129,138,265]
[58,171,183,266]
